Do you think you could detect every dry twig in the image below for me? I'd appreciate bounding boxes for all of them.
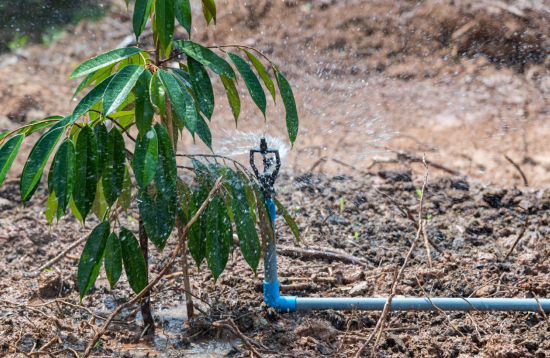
[213,318,264,358]
[354,156,429,357]
[36,235,89,273]
[504,215,529,261]
[504,155,529,187]
[414,275,464,337]
[277,245,375,269]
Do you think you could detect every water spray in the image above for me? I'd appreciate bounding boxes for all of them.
[250,138,550,313]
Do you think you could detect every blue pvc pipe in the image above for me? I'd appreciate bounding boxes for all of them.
[263,198,297,312]
[262,198,550,313]
[295,297,550,312]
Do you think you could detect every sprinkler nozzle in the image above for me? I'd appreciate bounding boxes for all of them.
[250,137,281,197]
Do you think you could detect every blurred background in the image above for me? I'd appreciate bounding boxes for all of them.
[1,0,550,186]
[0,0,105,53]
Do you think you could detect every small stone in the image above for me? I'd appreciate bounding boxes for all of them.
[349,281,370,295]
[295,319,337,342]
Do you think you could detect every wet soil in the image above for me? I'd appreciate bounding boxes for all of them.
[2,170,550,357]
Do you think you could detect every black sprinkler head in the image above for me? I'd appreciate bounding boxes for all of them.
[250,137,281,197]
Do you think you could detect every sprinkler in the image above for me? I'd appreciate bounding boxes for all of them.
[250,137,296,312]
[250,138,550,313]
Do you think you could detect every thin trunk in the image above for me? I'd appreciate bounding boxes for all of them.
[139,219,155,335]
[178,219,195,318]
[166,94,195,318]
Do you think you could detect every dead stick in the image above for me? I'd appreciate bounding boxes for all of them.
[82,178,223,358]
[374,188,443,254]
[421,219,432,268]
[37,235,88,272]
[504,155,529,187]
[504,215,529,261]
[215,318,264,358]
[331,157,368,174]
[355,155,429,358]
[276,245,375,269]
[414,275,464,337]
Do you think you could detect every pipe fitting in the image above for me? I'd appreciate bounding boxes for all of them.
[263,281,297,312]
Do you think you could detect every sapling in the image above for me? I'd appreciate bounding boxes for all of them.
[0,0,300,338]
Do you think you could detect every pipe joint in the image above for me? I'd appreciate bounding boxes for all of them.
[263,281,297,312]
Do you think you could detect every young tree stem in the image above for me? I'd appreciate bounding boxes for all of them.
[82,178,224,358]
[138,219,155,336]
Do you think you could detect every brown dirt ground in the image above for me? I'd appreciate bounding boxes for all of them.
[2,0,550,357]
[2,172,550,357]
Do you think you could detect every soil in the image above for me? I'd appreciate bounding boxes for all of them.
[2,171,550,357]
[2,0,550,357]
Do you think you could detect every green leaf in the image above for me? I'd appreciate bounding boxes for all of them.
[226,170,260,272]
[118,167,132,212]
[133,0,154,42]
[220,75,240,125]
[171,68,192,88]
[157,69,197,135]
[0,134,24,187]
[192,158,212,184]
[273,197,300,243]
[104,232,122,289]
[119,226,148,294]
[188,183,209,268]
[19,116,63,136]
[201,0,216,24]
[244,50,276,103]
[135,71,154,136]
[73,125,98,221]
[175,0,192,37]
[77,221,110,301]
[173,40,236,80]
[155,0,175,52]
[196,114,212,151]
[92,180,109,221]
[103,65,144,115]
[70,199,84,224]
[238,171,256,223]
[94,123,109,180]
[206,194,232,282]
[51,139,76,216]
[103,129,126,206]
[72,65,115,100]
[176,179,192,218]
[137,190,176,250]
[20,128,64,205]
[154,124,177,199]
[201,1,213,25]
[227,52,266,118]
[69,48,143,79]
[133,127,158,190]
[73,74,115,120]
[149,72,166,115]
[187,57,215,120]
[45,191,57,225]
[276,71,299,147]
